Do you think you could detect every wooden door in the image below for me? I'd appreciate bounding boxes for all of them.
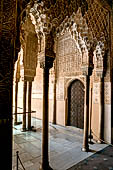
[68,80,84,129]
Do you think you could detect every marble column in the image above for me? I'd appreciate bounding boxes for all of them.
[28,81,32,130]
[98,77,104,143]
[89,87,93,143]
[39,32,55,170]
[22,80,27,131]
[53,61,57,124]
[81,46,93,152]
[53,79,56,124]
[82,75,90,152]
[14,80,18,125]
[40,68,53,170]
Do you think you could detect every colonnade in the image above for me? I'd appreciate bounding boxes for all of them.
[0,1,112,170]
[14,64,56,170]
[14,14,106,169]
[14,47,105,169]
[14,79,32,131]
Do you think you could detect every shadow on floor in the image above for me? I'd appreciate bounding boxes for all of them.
[68,146,113,170]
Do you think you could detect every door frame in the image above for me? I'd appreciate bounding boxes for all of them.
[65,78,85,126]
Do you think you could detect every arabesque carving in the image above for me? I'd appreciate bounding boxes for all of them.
[20,15,38,81]
[25,0,110,73]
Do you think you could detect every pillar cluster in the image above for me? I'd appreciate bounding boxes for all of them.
[14,15,38,131]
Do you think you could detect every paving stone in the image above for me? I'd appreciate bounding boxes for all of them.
[13,118,108,170]
[30,140,41,149]
[22,135,37,141]
[19,142,41,156]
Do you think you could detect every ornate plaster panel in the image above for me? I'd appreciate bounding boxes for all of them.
[104,82,111,104]
[64,76,85,99]
[56,32,82,77]
[93,82,100,104]
[56,78,64,100]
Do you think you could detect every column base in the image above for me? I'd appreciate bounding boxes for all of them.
[27,127,32,131]
[88,140,94,144]
[82,146,89,152]
[21,128,26,132]
[52,121,56,125]
[88,135,94,144]
[14,122,18,126]
[27,126,37,132]
[39,165,53,170]
[14,121,22,126]
[97,140,102,144]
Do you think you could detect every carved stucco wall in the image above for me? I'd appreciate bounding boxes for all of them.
[92,40,112,143]
[56,32,82,77]
[92,51,111,105]
[55,31,86,126]
[56,31,84,101]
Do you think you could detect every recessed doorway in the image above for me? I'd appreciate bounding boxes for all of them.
[68,79,84,129]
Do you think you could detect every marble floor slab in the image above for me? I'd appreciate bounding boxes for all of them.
[12,118,107,170]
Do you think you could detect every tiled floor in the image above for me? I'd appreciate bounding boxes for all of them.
[13,118,107,170]
[68,145,113,170]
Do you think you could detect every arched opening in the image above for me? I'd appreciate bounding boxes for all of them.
[68,79,85,129]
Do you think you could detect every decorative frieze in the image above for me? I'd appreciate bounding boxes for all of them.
[57,32,82,77]
[56,78,64,100]
[104,82,111,104]
[25,32,38,69]
[93,81,111,105]
[104,71,111,82]
[20,15,38,81]
[93,83,100,104]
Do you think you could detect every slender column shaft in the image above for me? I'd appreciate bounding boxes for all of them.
[82,75,90,151]
[53,60,57,124]
[22,80,27,131]
[89,87,93,143]
[14,80,18,125]
[53,80,56,124]
[41,68,50,169]
[28,81,32,130]
[98,78,104,143]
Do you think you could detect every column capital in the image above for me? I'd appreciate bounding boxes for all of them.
[96,69,104,79]
[95,41,106,78]
[40,54,55,69]
[15,78,19,83]
[24,76,34,82]
[38,32,55,69]
[81,45,94,76]
[81,66,93,76]
[21,76,34,82]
